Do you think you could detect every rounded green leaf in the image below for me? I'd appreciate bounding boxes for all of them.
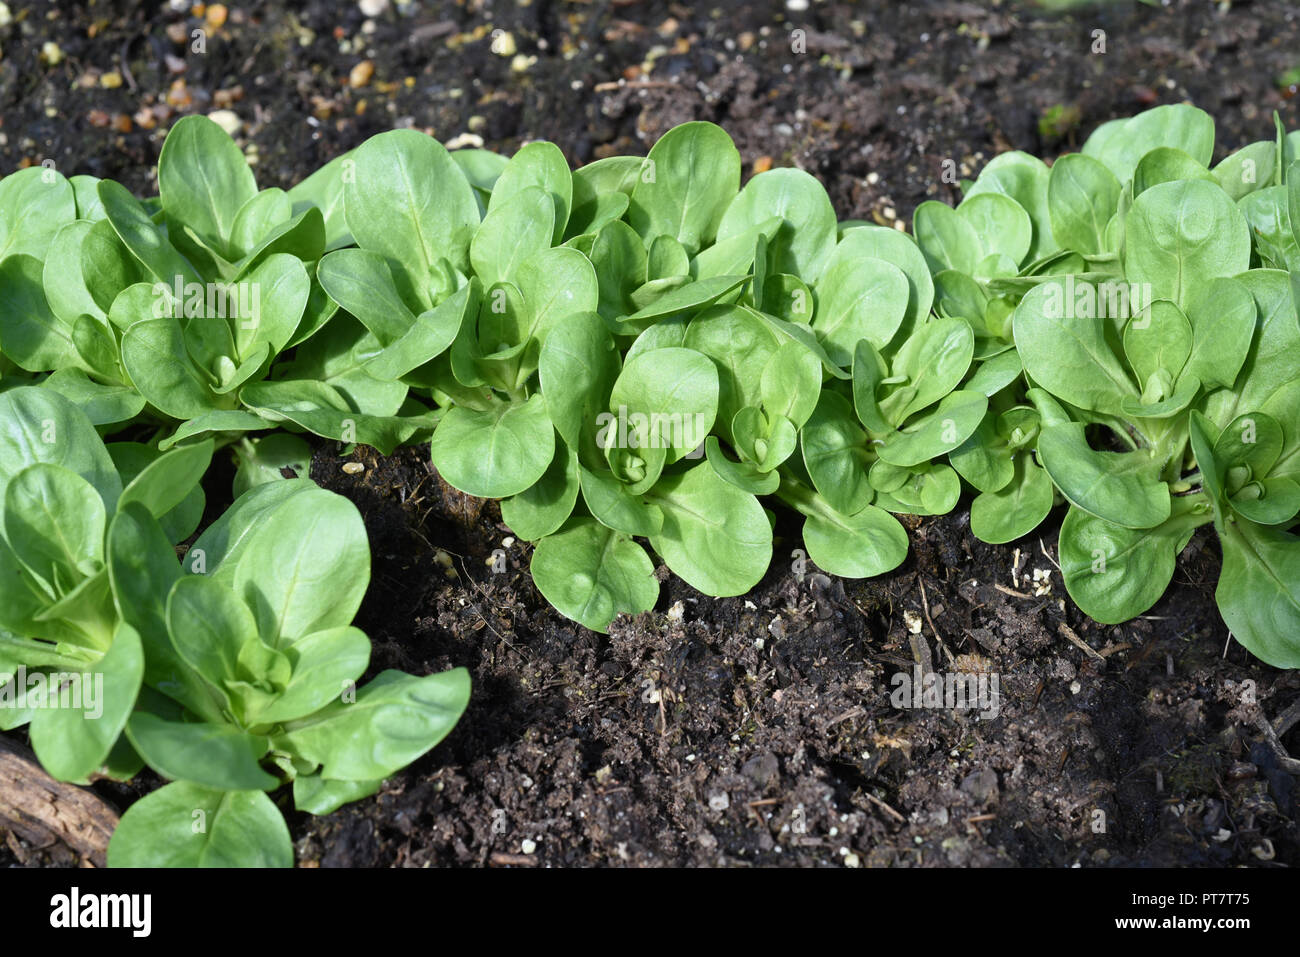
[1047,153,1121,256]
[532,517,659,631]
[1123,178,1250,311]
[231,488,371,645]
[607,347,717,462]
[718,167,837,282]
[108,782,292,867]
[801,390,872,516]
[812,255,910,364]
[647,462,772,597]
[970,456,1055,544]
[431,396,556,498]
[801,501,908,579]
[629,122,739,255]
[957,192,1032,266]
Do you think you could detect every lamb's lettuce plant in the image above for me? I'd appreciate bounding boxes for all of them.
[954,104,1300,668]
[0,387,469,866]
[106,479,470,867]
[0,387,210,782]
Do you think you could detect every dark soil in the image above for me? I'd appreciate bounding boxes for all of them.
[2,0,1298,868]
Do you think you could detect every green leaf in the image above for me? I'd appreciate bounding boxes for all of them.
[28,623,144,782]
[913,200,981,276]
[970,455,1055,544]
[1082,103,1214,183]
[471,185,557,286]
[532,517,659,631]
[343,130,479,302]
[718,167,837,282]
[108,782,292,867]
[1059,496,1209,624]
[958,192,1032,265]
[0,386,122,511]
[0,166,76,262]
[231,488,370,646]
[317,247,417,343]
[255,626,371,725]
[761,339,823,429]
[812,254,910,364]
[647,462,772,596]
[1031,389,1170,528]
[1012,279,1138,416]
[0,254,81,372]
[835,224,935,338]
[800,390,872,515]
[431,396,555,498]
[1123,178,1250,311]
[276,668,470,781]
[538,310,620,469]
[875,390,988,468]
[490,141,572,245]
[501,440,580,541]
[1047,153,1121,255]
[781,480,908,578]
[1215,519,1300,668]
[158,115,259,262]
[293,774,382,815]
[607,347,717,462]
[126,712,277,791]
[4,463,105,587]
[97,179,201,285]
[628,122,739,255]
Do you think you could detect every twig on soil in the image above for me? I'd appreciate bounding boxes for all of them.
[593,79,681,92]
[1058,623,1105,663]
[1255,715,1300,776]
[828,706,865,727]
[118,39,137,93]
[993,583,1033,600]
[1273,698,1300,738]
[488,852,538,867]
[1038,538,1061,573]
[864,790,906,824]
[915,575,953,664]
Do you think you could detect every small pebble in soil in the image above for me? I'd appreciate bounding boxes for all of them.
[843,852,861,868]
[520,839,536,855]
[358,0,389,16]
[708,792,730,811]
[208,109,242,136]
[350,60,375,87]
[445,132,484,150]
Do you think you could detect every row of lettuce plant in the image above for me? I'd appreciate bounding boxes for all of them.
[0,104,1297,866]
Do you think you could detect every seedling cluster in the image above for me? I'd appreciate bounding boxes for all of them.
[0,103,1297,864]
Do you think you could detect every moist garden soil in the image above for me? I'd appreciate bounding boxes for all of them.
[2,0,1299,867]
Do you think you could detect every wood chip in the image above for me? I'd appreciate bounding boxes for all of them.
[0,736,119,867]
